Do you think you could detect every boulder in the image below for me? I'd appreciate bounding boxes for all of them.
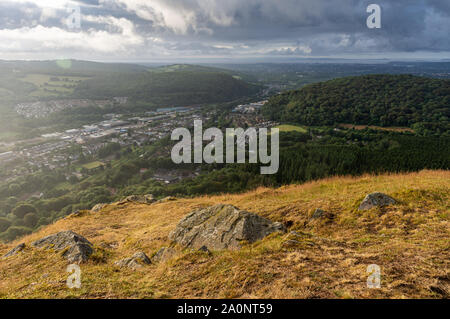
[31,230,93,263]
[118,194,155,205]
[151,247,176,263]
[169,204,286,250]
[2,243,25,258]
[114,252,151,270]
[359,192,397,210]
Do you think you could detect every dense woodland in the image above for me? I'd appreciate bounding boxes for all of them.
[262,75,450,136]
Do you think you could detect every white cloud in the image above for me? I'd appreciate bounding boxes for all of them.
[0,0,73,10]
[0,17,144,57]
[116,0,236,35]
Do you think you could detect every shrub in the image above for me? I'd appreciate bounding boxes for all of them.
[23,212,38,228]
[12,204,37,219]
[0,226,32,242]
[0,217,11,232]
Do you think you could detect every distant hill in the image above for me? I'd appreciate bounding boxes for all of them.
[0,59,148,77]
[262,74,450,134]
[72,64,260,105]
[0,61,260,105]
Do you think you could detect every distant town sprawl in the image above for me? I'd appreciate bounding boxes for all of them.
[0,100,276,184]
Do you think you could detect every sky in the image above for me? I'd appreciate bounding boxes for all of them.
[0,0,449,62]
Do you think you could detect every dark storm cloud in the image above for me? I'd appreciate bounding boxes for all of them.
[0,0,448,59]
[111,0,450,55]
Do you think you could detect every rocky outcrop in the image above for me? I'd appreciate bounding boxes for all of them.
[169,204,286,250]
[359,192,397,210]
[31,230,93,263]
[118,194,155,205]
[114,252,151,270]
[2,243,25,258]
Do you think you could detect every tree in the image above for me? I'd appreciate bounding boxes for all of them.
[68,175,79,184]
[12,204,37,219]
[0,217,11,232]
[0,226,32,242]
[23,212,38,228]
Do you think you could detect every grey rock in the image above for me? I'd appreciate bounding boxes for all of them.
[169,204,286,250]
[151,247,176,263]
[311,209,325,219]
[3,243,25,258]
[118,194,155,205]
[31,230,93,263]
[67,210,85,218]
[198,245,212,255]
[359,192,397,210]
[114,251,151,270]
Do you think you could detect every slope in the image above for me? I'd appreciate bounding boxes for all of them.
[0,170,448,299]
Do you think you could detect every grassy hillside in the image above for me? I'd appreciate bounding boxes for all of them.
[0,170,448,299]
[73,65,260,105]
[262,74,450,135]
[0,61,259,104]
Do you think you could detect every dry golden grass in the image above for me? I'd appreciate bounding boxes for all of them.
[0,170,448,299]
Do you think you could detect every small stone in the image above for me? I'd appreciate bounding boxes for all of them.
[114,251,151,270]
[359,192,397,210]
[118,194,155,205]
[198,245,212,255]
[311,209,325,219]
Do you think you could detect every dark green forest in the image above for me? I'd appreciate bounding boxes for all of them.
[262,75,450,136]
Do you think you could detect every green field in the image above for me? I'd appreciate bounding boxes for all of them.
[275,124,308,133]
[82,161,105,170]
[21,73,90,97]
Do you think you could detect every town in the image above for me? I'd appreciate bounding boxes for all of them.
[0,100,277,185]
